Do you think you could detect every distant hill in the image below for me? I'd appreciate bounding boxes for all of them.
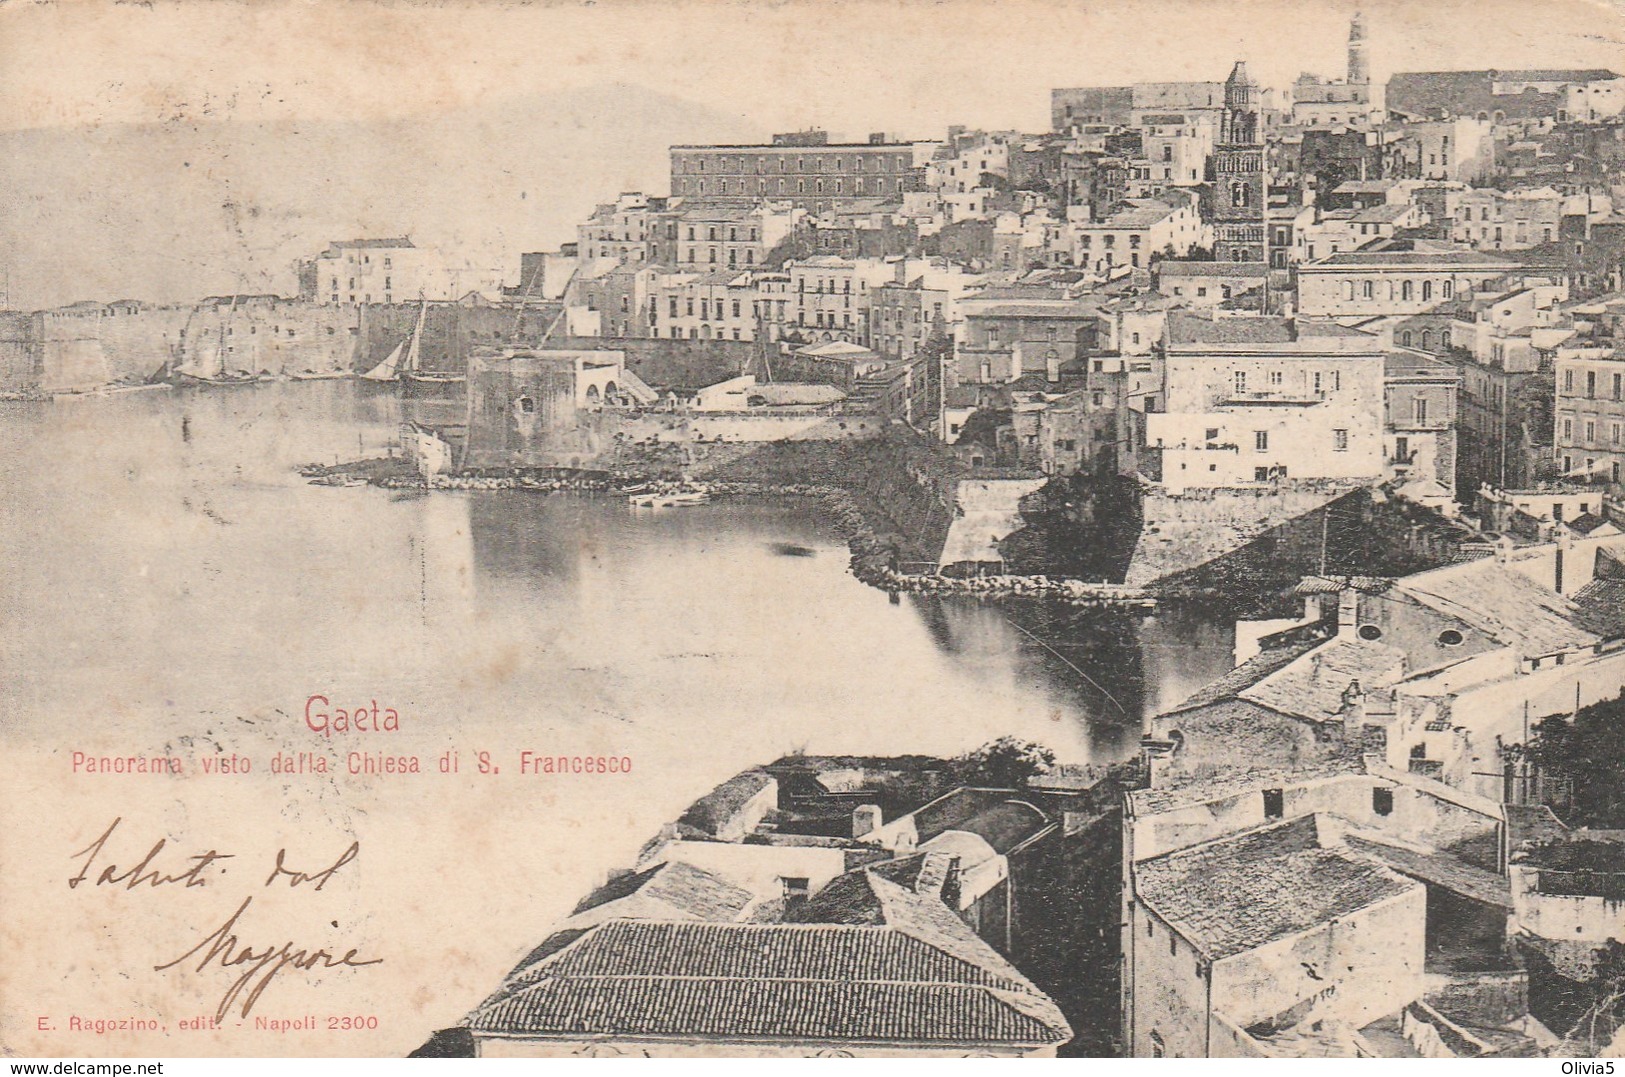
[0,82,762,310]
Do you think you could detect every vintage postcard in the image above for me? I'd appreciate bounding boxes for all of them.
[5,0,1625,1061]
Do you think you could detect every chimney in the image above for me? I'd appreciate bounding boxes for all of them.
[1555,526,1572,594]
[852,803,883,840]
[1046,350,1061,382]
[1337,588,1359,639]
[911,852,963,908]
[1341,680,1366,742]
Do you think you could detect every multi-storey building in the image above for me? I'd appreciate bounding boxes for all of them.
[1448,187,1564,250]
[925,131,1014,193]
[868,259,981,361]
[1072,194,1208,275]
[1383,348,1460,496]
[1129,114,1212,189]
[1383,118,1495,184]
[576,193,672,264]
[954,289,1103,384]
[648,268,760,341]
[673,202,802,270]
[784,256,895,345]
[669,131,937,213]
[1143,313,1388,492]
[1555,350,1625,484]
[301,238,502,306]
[1295,248,1531,318]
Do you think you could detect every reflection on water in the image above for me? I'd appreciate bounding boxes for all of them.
[0,382,1237,1054]
[1,381,1235,762]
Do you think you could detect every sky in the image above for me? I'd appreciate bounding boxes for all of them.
[4,0,1625,139]
[2,0,1625,308]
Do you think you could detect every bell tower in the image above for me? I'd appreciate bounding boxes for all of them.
[1348,12,1369,87]
[1212,61,1266,264]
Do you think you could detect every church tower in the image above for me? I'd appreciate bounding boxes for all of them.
[1212,60,1266,263]
[1347,12,1369,87]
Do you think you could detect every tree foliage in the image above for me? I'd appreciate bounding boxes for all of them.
[1523,694,1625,828]
[952,737,1057,788]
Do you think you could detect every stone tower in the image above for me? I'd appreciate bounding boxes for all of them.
[1347,11,1369,87]
[1212,61,1266,263]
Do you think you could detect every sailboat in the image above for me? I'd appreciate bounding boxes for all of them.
[173,298,255,387]
[400,299,465,394]
[360,338,407,383]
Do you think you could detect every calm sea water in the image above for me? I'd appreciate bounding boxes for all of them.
[0,382,1234,1055]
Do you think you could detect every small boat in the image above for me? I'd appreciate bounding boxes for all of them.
[290,368,352,381]
[628,490,711,508]
[174,298,258,388]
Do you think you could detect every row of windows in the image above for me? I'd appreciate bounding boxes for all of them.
[1078,233,1144,248]
[1560,368,1625,401]
[1338,277,1455,302]
[684,248,756,266]
[677,152,910,174]
[1560,455,1623,483]
[1398,329,1452,349]
[1559,417,1625,446]
[1233,369,1343,394]
[681,226,760,243]
[679,176,905,196]
[665,297,750,320]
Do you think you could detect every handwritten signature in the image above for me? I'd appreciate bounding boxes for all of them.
[69,818,382,1020]
[153,896,383,1021]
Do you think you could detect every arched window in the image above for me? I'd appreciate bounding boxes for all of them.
[1401,280,1414,301]
[1400,330,1413,346]
[1231,182,1249,207]
[1420,329,1433,348]
[1443,280,1454,299]
[1422,280,1433,301]
[1441,330,1451,348]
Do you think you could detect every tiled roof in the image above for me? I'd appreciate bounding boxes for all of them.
[1342,834,1512,908]
[1167,640,1322,713]
[1385,350,1459,377]
[569,861,754,924]
[1352,204,1413,224]
[1568,512,1618,536]
[1307,250,1516,267]
[1156,260,1268,277]
[325,237,414,250]
[1240,638,1407,724]
[1135,816,1419,959]
[1165,312,1375,346]
[1129,760,1364,816]
[1574,577,1625,639]
[467,918,1071,1046]
[1393,560,1597,656]
[965,302,1099,319]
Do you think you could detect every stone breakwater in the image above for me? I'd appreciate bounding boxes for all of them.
[355,472,1153,608]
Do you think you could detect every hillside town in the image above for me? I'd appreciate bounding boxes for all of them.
[8,11,1625,1060]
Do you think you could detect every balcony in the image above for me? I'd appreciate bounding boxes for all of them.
[1222,389,1326,407]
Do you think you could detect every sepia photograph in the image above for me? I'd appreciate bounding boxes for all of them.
[3,0,1625,1063]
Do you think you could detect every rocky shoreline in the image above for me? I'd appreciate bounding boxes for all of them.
[319,468,1154,609]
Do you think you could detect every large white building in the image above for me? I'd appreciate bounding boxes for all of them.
[1144,313,1388,491]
